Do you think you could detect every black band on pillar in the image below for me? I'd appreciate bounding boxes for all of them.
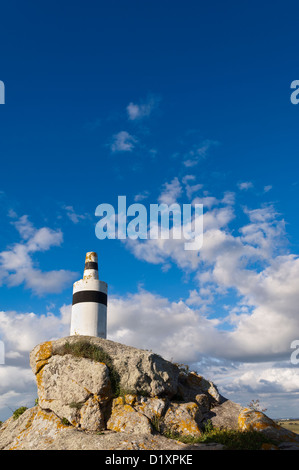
[72,290,107,306]
[84,262,98,270]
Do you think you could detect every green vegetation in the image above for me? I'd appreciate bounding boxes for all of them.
[61,417,71,426]
[12,406,28,420]
[151,415,163,433]
[161,420,276,450]
[69,401,84,410]
[163,428,276,450]
[55,340,121,397]
[56,340,110,363]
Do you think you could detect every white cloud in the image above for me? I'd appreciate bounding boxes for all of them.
[125,183,236,271]
[0,305,71,354]
[1,186,298,420]
[126,95,159,121]
[183,140,217,167]
[122,179,299,365]
[27,227,63,253]
[63,205,87,224]
[134,190,150,202]
[182,175,203,199]
[0,216,78,295]
[158,177,183,205]
[264,185,273,193]
[0,292,298,421]
[12,215,35,240]
[107,289,221,363]
[193,359,299,417]
[111,131,137,152]
[238,181,254,190]
[0,305,72,421]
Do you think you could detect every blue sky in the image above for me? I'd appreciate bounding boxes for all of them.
[1,0,299,420]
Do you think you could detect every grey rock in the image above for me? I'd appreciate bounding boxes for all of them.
[79,396,106,431]
[36,352,111,427]
[31,336,180,399]
[203,399,243,430]
[0,406,212,450]
[134,396,169,421]
[177,371,223,405]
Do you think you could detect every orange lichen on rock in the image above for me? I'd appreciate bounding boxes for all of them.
[238,408,299,444]
[107,402,152,434]
[32,341,53,375]
[124,394,138,406]
[162,402,202,437]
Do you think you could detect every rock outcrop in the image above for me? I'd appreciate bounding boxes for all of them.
[1,335,299,450]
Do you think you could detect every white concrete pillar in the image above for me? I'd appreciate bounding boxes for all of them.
[70,252,107,338]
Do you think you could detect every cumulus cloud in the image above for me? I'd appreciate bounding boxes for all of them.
[183,140,217,167]
[110,131,137,152]
[108,290,220,363]
[238,181,254,190]
[0,305,72,421]
[182,175,203,200]
[63,205,88,224]
[0,215,78,295]
[126,95,160,121]
[158,177,183,205]
[122,177,299,364]
[134,190,150,202]
[193,359,299,416]
[0,287,298,420]
[108,290,299,415]
[1,182,297,419]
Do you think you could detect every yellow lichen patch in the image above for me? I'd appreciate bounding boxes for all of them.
[107,404,145,433]
[124,394,137,406]
[36,367,45,392]
[122,404,135,413]
[35,359,49,375]
[8,408,38,450]
[185,402,198,412]
[34,341,53,375]
[107,408,127,432]
[252,421,271,431]
[112,397,125,407]
[238,410,251,430]
[9,407,72,449]
[93,394,100,403]
[238,409,299,444]
[36,408,70,430]
[163,402,202,438]
[136,402,146,414]
[168,414,201,437]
